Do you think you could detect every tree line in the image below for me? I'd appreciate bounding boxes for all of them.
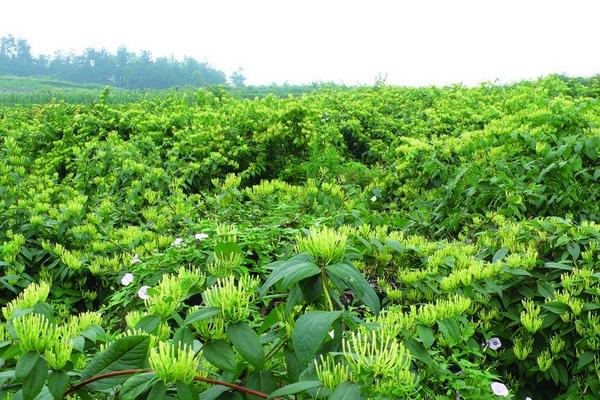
[0,35,235,89]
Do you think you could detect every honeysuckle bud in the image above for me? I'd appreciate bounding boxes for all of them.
[149,342,199,384]
[13,313,57,352]
[45,338,73,370]
[536,350,553,372]
[520,300,543,333]
[513,336,533,360]
[207,252,243,278]
[342,328,411,379]
[315,354,352,390]
[203,276,258,323]
[295,227,347,266]
[550,335,565,354]
[2,281,50,320]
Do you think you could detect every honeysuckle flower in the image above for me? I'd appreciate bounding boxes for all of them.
[370,195,377,202]
[130,254,141,265]
[488,337,502,350]
[491,382,509,397]
[172,238,184,246]
[195,233,209,241]
[138,285,150,300]
[121,273,134,286]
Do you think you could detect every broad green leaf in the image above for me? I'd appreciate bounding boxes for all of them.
[147,380,166,400]
[176,382,199,400]
[16,351,40,381]
[184,307,220,325]
[80,335,150,390]
[203,340,237,371]
[329,382,362,400]
[417,325,435,349]
[135,315,161,334]
[246,370,278,400]
[227,322,265,369]
[22,357,47,400]
[120,373,157,400]
[327,263,380,313]
[259,253,312,295]
[47,370,70,400]
[267,380,323,399]
[280,262,321,289]
[292,311,342,367]
[492,248,508,263]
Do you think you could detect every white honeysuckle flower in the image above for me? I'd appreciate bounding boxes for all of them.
[172,237,184,246]
[490,382,509,397]
[195,233,209,241]
[488,337,502,350]
[121,273,134,286]
[370,195,377,202]
[138,285,150,300]
[130,254,141,265]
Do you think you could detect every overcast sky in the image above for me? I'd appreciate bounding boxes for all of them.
[1,0,599,86]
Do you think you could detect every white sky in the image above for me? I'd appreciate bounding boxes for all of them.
[1,0,599,86]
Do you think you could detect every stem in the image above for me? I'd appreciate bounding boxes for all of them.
[64,368,281,399]
[321,267,334,311]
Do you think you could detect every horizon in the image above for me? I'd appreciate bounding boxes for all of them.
[2,0,599,86]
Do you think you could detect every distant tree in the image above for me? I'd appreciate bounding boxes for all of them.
[0,34,229,89]
[230,68,246,87]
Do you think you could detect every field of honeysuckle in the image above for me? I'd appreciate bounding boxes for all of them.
[1,76,600,400]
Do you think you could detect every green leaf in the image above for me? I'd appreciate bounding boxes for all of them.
[327,263,380,314]
[280,262,321,289]
[329,382,361,400]
[215,242,243,257]
[267,380,323,399]
[173,326,194,348]
[199,385,230,400]
[47,370,70,400]
[177,382,199,400]
[246,370,278,400]
[501,266,533,276]
[80,335,150,390]
[147,380,166,400]
[227,322,265,369]
[135,315,161,334]
[438,319,461,343]
[542,302,570,315]
[16,351,40,382]
[575,351,595,372]
[259,253,312,296]
[417,325,435,349]
[292,311,342,367]
[184,307,220,325]
[22,357,47,400]
[203,340,237,371]
[120,373,157,400]
[492,248,508,263]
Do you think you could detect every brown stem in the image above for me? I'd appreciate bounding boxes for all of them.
[65,368,280,399]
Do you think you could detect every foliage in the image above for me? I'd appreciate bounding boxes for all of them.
[0,75,599,399]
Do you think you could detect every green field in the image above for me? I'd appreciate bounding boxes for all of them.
[1,75,600,399]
